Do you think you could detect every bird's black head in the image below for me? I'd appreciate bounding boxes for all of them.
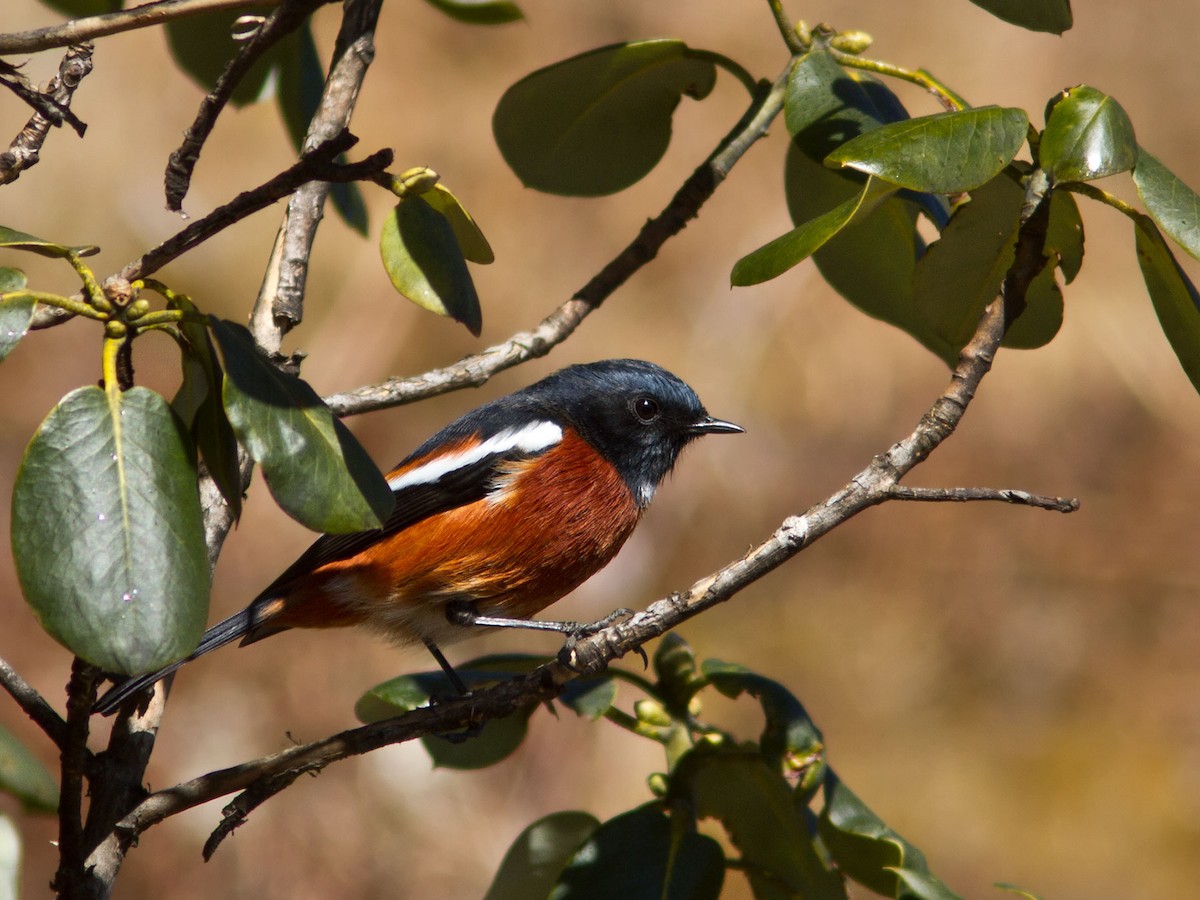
[524,359,742,507]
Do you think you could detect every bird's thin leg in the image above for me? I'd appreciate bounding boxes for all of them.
[422,639,470,696]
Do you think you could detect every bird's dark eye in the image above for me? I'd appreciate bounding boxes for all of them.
[632,396,660,423]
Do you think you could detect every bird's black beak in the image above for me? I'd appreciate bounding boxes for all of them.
[687,415,744,436]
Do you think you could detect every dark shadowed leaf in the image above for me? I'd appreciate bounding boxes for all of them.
[785,47,909,146]
[493,40,716,196]
[380,196,483,335]
[827,107,1028,193]
[1040,86,1136,184]
[484,811,600,900]
[1002,262,1062,349]
[819,771,961,899]
[913,171,1024,350]
[209,318,392,532]
[0,268,33,362]
[0,723,58,813]
[732,176,895,285]
[165,5,283,106]
[966,0,1072,33]
[1046,189,1085,283]
[675,745,845,900]
[552,803,724,900]
[1132,148,1200,261]
[423,0,523,25]
[0,225,97,258]
[1133,215,1200,395]
[12,386,209,674]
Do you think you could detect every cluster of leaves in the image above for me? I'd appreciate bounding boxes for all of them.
[358,635,1037,900]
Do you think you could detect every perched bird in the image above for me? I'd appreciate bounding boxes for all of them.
[94,359,741,714]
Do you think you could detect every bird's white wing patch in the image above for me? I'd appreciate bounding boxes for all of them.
[387,420,563,492]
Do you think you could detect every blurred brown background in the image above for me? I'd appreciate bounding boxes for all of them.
[3,0,1200,897]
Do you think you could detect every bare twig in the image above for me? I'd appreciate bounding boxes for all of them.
[119,132,392,284]
[0,0,287,55]
[0,654,69,750]
[0,44,93,185]
[887,485,1079,513]
[251,0,383,355]
[50,659,98,898]
[165,0,329,212]
[323,63,791,418]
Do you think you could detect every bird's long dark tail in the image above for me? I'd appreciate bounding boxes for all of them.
[93,606,261,715]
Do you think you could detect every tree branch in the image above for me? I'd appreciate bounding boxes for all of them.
[0,0,288,55]
[0,654,69,751]
[886,485,1079,513]
[165,0,330,212]
[322,63,792,418]
[250,0,383,356]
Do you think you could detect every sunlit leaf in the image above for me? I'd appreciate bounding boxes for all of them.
[423,0,523,25]
[493,40,716,196]
[827,107,1029,193]
[966,0,1072,34]
[1133,214,1200,395]
[1132,148,1200,261]
[0,724,58,813]
[1040,86,1136,184]
[380,196,483,335]
[0,225,97,258]
[0,268,33,362]
[12,386,209,674]
[484,811,599,900]
[552,803,724,899]
[423,184,494,264]
[209,318,392,532]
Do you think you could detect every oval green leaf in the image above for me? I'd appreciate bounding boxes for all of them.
[966,0,1072,34]
[827,106,1029,193]
[0,225,97,259]
[1132,148,1200,261]
[493,40,717,196]
[552,803,725,900]
[484,811,600,900]
[12,386,209,674]
[1046,188,1085,283]
[165,5,283,107]
[424,184,495,264]
[1134,215,1200,395]
[1002,262,1063,350]
[380,195,483,335]
[422,0,523,25]
[209,318,392,533]
[0,723,58,813]
[0,268,33,362]
[1039,86,1136,184]
[785,47,908,147]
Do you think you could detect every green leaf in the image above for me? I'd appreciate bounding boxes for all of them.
[209,318,392,532]
[422,0,524,25]
[485,811,600,900]
[276,22,324,151]
[913,171,1024,350]
[785,47,908,148]
[1039,86,1136,184]
[172,309,243,520]
[1001,262,1062,350]
[0,268,33,362]
[330,181,370,236]
[827,107,1029,194]
[818,771,960,900]
[1133,215,1200,395]
[493,40,717,196]
[33,0,121,15]
[0,723,58,813]
[552,803,724,900]
[12,386,210,674]
[675,746,845,900]
[423,184,494,264]
[560,673,617,720]
[0,225,97,258]
[1132,148,1200,261]
[165,5,282,107]
[380,196,483,335]
[1046,189,1085,283]
[732,176,895,285]
[965,0,1072,34]
[995,883,1045,900]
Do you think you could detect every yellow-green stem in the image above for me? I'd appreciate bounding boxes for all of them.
[4,289,107,320]
[830,50,968,111]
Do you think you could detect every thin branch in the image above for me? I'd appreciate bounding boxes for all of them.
[165,0,329,212]
[0,0,287,55]
[50,659,97,898]
[887,485,1079,513]
[250,0,383,356]
[0,46,88,134]
[0,654,69,750]
[324,64,792,418]
[0,44,92,185]
[118,132,392,284]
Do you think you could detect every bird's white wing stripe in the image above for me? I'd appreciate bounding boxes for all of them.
[386,420,563,492]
